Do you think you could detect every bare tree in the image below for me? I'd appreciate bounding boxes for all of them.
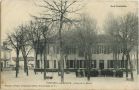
[39,20,50,79]
[19,25,32,76]
[119,13,138,80]
[104,12,138,80]
[74,14,97,81]
[7,28,23,77]
[104,15,122,69]
[27,20,43,71]
[62,28,78,71]
[35,0,84,83]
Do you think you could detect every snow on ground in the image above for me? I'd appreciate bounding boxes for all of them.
[1,70,139,90]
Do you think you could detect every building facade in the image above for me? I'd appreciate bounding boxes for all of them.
[35,35,137,71]
[0,42,12,69]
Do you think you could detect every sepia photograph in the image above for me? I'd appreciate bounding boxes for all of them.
[0,0,138,90]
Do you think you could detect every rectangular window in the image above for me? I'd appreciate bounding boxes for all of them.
[77,60,80,68]
[80,60,82,68]
[84,60,86,68]
[91,60,96,68]
[70,60,73,68]
[110,60,114,68]
[54,60,56,68]
[46,60,49,68]
[108,60,114,68]
[68,60,74,68]
[79,60,84,68]
[107,60,110,68]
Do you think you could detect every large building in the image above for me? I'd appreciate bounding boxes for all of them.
[34,35,138,71]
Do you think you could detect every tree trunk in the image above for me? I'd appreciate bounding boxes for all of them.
[115,52,118,69]
[43,52,46,80]
[127,53,134,80]
[122,53,125,69]
[34,51,38,74]
[126,54,128,78]
[41,53,43,73]
[117,53,120,68]
[59,14,64,83]
[64,55,68,72]
[137,45,139,74]
[87,52,91,81]
[60,53,64,83]
[84,50,90,81]
[24,56,28,76]
[58,61,61,76]
[16,49,20,78]
[41,53,43,69]
[21,47,29,76]
[43,40,47,80]
[24,59,26,72]
[35,52,38,68]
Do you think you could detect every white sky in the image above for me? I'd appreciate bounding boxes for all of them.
[1,0,138,56]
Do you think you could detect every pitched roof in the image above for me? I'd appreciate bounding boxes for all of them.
[0,46,12,51]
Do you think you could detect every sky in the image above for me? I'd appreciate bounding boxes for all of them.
[1,0,138,56]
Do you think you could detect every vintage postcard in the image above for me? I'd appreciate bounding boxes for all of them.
[0,0,138,90]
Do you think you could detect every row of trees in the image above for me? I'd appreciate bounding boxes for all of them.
[7,0,83,83]
[104,13,138,80]
[62,12,138,81]
[7,0,138,83]
[7,19,51,78]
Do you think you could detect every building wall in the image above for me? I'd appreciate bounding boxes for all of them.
[1,50,12,68]
[36,53,130,69]
[35,43,137,70]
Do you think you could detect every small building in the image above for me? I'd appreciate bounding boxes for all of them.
[0,42,12,69]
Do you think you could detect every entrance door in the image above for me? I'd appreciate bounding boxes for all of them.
[99,60,104,69]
